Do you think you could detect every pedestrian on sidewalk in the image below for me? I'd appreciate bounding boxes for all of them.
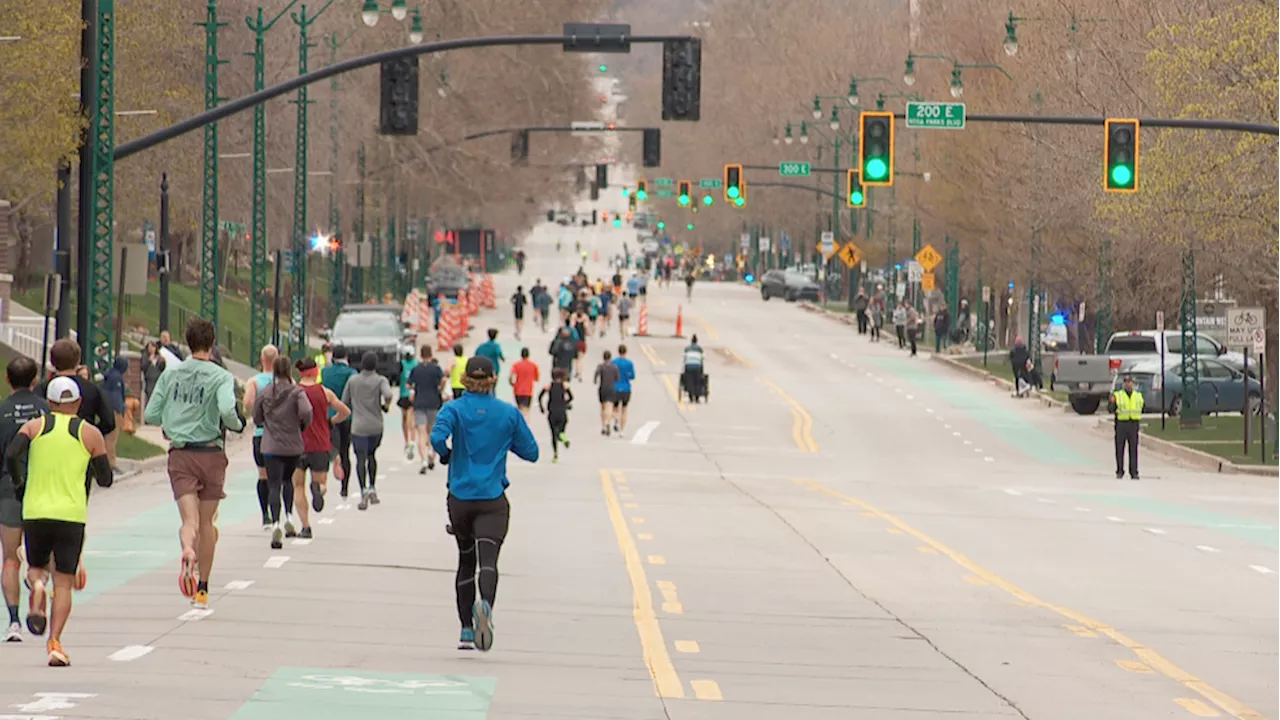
[1108,374,1143,480]
[430,356,538,652]
[933,302,952,354]
[1010,338,1031,396]
[854,290,869,334]
[141,342,165,412]
[893,301,908,349]
[101,356,128,469]
[868,300,884,342]
[905,305,920,357]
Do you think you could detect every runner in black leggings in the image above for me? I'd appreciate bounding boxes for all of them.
[538,368,574,462]
[431,356,538,652]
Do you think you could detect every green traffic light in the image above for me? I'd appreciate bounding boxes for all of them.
[727,186,740,199]
[850,190,865,205]
[734,197,745,207]
[702,194,713,206]
[613,218,622,228]
[1110,164,1133,187]
[678,194,690,206]
[686,223,694,230]
[657,221,665,230]
[637,190,648,200]
[599,64,607,72]
[622,189,630,197]
[865,158,888,180]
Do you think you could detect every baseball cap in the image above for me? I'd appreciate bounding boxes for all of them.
[465,356,495,379]
[47,376,81,404]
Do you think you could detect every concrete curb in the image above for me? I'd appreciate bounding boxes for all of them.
[1088,417,1277,477]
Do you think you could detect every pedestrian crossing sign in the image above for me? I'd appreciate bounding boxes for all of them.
[838,242,861,269]
[915,244,943,272]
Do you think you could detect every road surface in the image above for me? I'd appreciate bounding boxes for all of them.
[1,222,1274,720]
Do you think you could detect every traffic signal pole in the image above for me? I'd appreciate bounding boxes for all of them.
[198,0,228,333]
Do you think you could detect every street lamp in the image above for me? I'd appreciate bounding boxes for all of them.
[950,67,964,98]
[390,0,408,21]
[847,78,858,106]
[408,7,423,43]
[829,105,840,131]
[361,0,379,26]
[811,96,822,120]
[799,121,809,145]
[903,54,916,86]
[1003,12,1019,56]
[784,123,794,145]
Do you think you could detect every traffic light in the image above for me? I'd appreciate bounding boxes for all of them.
[678,180,691,207]
[378,57,419,136]
[628,193,637,212]
[643,128,661,168]
[657,221,665,230]
[661,39,702,121]
[510,130,529,166]
[598,64,608,72]
[591,209,598,225]
[858,111,894,187]
[724,164,744,204]
[686,222,694,230]
[846,169,865,208]
[636,180,648,200]
[595,163,608,189]
[702,193,713,207]
[1104,118,1139,193]
[613,217,623,228]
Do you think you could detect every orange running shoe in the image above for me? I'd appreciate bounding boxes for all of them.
[178,549,198,598]
[47,638,69,666]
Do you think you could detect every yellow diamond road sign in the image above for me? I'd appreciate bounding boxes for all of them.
[915,244,943,272]
[838,242,861,269]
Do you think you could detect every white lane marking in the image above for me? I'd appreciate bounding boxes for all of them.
[108,645,154,662]
[984,457,995,462]
[925,408,934,414]
[82,550,163,557]
[974,448,984,453]
[963,440,972,445]
[829,352,840,359]
[906,395,914,400]
[1004,489,1023,496]
[1106,516,1125,522]
[224,580,254,590]
[1074,507,1092,513]
[894,388,903,393]
[177,608,214,622]
[944,424,952,429]
[631,421,661,445]
[291,539,313,546]
[318,518,335,525]
[1249,565,1274,574]
[377,474,387,480]
[336,504,351,511]
[264,556,290,569]
[1037,498,1057,504]
[1143,528,1166,535]
[1196,545,1220,553]
[953,432,962,437]
[11,692,97,712]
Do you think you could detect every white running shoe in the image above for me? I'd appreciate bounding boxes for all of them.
[3,621,21,642]
[405,443,415,461]
[284,516,297,538]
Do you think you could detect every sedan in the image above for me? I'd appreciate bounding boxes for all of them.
[760,269,821,302]
[1122,358,1263,416]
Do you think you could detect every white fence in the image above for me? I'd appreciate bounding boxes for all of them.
[0,316,75,371]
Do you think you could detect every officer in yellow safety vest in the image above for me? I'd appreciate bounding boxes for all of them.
[1107,374,1144,480]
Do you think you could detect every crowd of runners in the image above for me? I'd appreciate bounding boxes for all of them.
[0,251,668,665]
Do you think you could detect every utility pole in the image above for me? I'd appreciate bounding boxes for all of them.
[158,173,171,333]
[371,193,383,300]
[54,159,72,340]
[386,181,397,300]
[245,0,298,358]
[289,0,336,359]
[326,31,348,323]
[355,141,366,303]
[78,0,116,369]
[1178,243,1201,427]
[1029,226,1043,375]
[198,0,228,332]
[911,218,922,311]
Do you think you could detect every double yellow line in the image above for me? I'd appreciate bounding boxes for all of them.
[639,343,664,366]
[757,377,818,453]
[795,478,1264,720]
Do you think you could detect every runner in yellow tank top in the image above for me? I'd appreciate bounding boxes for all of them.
[7,376,112,667]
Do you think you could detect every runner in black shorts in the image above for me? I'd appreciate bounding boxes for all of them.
[593,350,620,437]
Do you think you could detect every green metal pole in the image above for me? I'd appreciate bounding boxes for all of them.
[1178,242,1201,427]
[355,141,366,302]
[386,186,397,299]
[198,0,227,332]
[1095,236,1113,353]
[87,0,116,370]
[1029,227,1042,375]
[371,195,382,300]
[326,32,343,324]
[911,218,922,312]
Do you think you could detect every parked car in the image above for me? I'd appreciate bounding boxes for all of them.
[760,269,821,302]
[1106,330,1248,372]
[1123,357,1263,416]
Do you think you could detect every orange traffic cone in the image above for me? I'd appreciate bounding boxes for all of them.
[674,305,684,338]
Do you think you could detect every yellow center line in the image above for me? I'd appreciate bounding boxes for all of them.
[757,377,818,452]
[794,478,1266,720]
[724,347,755,368]
[661,374,692,411]
[640,343,665,367]
[698,319,720,342]
[600,470,684,699]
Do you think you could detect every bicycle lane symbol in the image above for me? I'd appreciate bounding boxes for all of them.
[230,668,496,719]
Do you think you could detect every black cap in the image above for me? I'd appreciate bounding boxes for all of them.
[465,356,495,379]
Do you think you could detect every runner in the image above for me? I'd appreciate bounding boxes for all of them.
[510,286,528,341]
[7,377,112,665]
[508,348,540,422]
[142,317,246,608]
[611,344,636,435]
[548,326,578,380]
[538,368,573,463]
[430,356,538,651]
[593,350,620,436]
[531,281,551,333]
[685,270,696,300]
[321,345,356,497]
[617,292,633,338]
[571,307,590,381]
[252,357,312,549]
[342,352,393,511]
[398,348,418,461]
[293,358,349,538]
[449,344,467,401]
[0,356,49,642]
[476,329,506,381]
[409,345,447,474]
[597,285,612,338]
[244,345,292,531]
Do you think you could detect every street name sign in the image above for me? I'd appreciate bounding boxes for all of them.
[655,189,675,198]
[699,178,723,189]
[1227,306,1265,354]
[915,244,943,272]
[654,178,674,187]
[570,121,605,131]
[820,231,835,258]
[778,161,811,177]
[905,102,966,130]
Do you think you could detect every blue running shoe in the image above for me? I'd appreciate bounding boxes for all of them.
[458,628,475,651]
[473,600,494,652]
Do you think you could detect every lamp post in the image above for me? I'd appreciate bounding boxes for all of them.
[198,0,229,333]
[77,0,117,369]
[1002,11,1112,57]
[245,0,300,360]
[948,63,1013,99]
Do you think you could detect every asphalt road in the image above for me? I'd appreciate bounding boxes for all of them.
[1,222,1274,720]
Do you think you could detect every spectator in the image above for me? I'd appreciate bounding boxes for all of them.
[933,302,952,354]
[159,330,184,360]
[141,341,166,409]
[102,356,129,468]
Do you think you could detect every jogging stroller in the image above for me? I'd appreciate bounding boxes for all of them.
[680,368,710,403]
